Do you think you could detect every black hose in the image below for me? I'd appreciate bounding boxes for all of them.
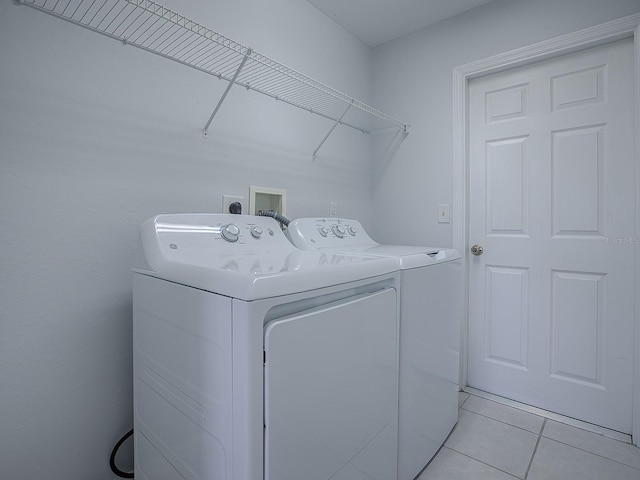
[110,429,134,478]
[258,209,290,226]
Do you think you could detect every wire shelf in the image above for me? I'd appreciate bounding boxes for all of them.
[20,0,410,144]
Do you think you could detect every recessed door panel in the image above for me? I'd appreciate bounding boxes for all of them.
[485,84,529,123]
[550,270,604,386]
[484,265,529,368]
[551,125,604,237]
[486,137,529,236]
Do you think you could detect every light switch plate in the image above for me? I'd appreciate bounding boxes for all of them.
[438,204,450,223]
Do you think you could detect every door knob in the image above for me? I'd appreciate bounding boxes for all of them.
[471,244,484,256]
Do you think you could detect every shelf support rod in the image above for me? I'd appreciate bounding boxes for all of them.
[313,102,353,160]
[203,49,252,138]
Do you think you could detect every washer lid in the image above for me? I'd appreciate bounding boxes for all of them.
[287,217,461,269]
[320,244,460,269]
[133,214,398,300]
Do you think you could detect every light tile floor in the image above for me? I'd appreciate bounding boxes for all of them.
[417,391,640,480]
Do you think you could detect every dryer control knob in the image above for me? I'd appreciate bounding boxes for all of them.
[221,223,240,242]
[348,226,356,236]
[250,226,263,238]
[332,225,346,238]
[319,227,329,237]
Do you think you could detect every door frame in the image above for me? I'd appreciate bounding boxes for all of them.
[452,13,640,444]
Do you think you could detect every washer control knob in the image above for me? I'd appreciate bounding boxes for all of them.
[332,225,346,238]
[221,223,240,242]
[318,227,329,237]
[250,226,263,238]
[348,226,356,236]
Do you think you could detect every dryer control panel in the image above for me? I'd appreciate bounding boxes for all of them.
[145,214,288,253]
[134,214,300,282]
[287,218,378,249]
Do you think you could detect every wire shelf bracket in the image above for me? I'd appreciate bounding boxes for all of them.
[202,50,251,139]
[18,0,410,158]
[313,102,352,161]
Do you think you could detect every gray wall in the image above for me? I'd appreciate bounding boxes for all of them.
[0,0,374,477]
[370,0,640,246]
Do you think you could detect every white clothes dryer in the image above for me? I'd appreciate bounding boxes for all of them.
[132,214,401,480]
[287,217,462,480]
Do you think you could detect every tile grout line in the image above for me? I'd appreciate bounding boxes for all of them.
[416,423,462,479]
[463,387,631,443]
[446,396,533,480]
[458,392,471,409]
[524,418,546,479]
[459,404,544,436]
[540,436,640,473]
[441,446,521,480]
[462,392,640,474]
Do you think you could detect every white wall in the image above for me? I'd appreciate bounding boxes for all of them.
[5,0,640,477]
[371,0,640,246]
[0,0,373,477]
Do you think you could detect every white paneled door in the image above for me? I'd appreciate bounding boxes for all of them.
[468,39,636,434]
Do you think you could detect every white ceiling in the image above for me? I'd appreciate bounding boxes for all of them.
[306,0,494,47]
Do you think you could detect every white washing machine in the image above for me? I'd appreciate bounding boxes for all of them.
[132,214,401,480]
[287,217,462,480]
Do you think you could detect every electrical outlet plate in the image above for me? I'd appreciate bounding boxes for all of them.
[222,195,246,214]
[330,201,337,217]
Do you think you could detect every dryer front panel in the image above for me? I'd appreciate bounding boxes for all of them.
[264,288,398,480]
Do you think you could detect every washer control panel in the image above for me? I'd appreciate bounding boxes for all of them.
[332,225,346,238]
[287,218,377,249]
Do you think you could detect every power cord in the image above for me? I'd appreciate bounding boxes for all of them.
[110,429,134,478]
